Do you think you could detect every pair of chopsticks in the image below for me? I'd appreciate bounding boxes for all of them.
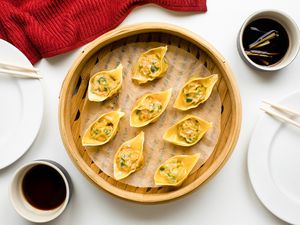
[260,100,300,128]
[0,62,42,79]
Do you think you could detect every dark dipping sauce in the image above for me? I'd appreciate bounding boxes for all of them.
[22,164,66,210]
[242,18,289,66]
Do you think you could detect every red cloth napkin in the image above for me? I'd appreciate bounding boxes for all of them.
[0,0,206,64]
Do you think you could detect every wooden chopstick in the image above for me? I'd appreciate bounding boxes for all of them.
[260,102,300,129]
[262,100,300,117]
[0,62,39,72]
[0,68,42,79]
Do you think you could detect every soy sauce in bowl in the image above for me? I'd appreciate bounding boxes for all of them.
[22,164,67,210]
[242,18,289,66]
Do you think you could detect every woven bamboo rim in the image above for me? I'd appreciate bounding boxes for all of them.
[59,23,242,203]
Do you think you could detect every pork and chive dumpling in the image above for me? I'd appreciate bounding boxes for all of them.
[132,46,168,84]
[154,154,200,186]
[88,64,123,102]
[163,115,212,146]
[130,88,172,127]
[114,132,144,180]
[82,110,124,146]
[173,74,218,111]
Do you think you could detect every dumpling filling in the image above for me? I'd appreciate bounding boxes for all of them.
[91,74,119,97]
[116,146,141,173]
[138,54,161,79]
[135,96,163,121]
[183,81,206,104]
[89,117,114,142]
[158,159,187,184]
[177,118,201,144]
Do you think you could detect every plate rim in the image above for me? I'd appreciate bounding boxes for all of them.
[248,90,300,224]
[0,39,43,169]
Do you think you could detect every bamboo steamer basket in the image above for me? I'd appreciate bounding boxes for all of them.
[59,23,242,203]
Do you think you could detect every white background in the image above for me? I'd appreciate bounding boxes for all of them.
[1,0,300,224]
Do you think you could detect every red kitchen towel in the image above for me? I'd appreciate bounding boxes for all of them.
[0,0,206,64]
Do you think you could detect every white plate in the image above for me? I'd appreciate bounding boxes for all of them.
[0,40,43,169]
[248,91,300,225]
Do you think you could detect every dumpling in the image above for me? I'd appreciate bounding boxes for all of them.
[82,110,124,146]
[114,131,144,180]
[163,115,212,146]
[132,46,168,84]
[154,154,200,186]
[173,74,218,110]
[88,64,123,102]
[130,88,172,127]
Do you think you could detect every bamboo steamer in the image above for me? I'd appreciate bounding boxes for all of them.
[59,23,242,203]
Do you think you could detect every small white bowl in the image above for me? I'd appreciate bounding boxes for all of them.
[238,9,300,71]
[10,160,72,223]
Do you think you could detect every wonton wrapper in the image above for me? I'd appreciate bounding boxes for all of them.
[82,110,124,146]
[173,74,218,111]
[114,131,144,180]
[130,88,172,127]
[132,46,168,84]
[154,154,200,186]
[83,42,221,188]
[88,64,123,102]
[163,115,212,147]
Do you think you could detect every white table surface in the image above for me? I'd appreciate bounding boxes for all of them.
[1,0,300,224]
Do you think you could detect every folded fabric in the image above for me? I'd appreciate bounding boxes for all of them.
[0,0,206,64]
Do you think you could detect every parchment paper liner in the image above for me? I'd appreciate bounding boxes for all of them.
[80,42,221,187]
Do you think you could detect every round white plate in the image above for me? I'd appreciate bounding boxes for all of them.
[248,91,300,225]
[0,40,43,169]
